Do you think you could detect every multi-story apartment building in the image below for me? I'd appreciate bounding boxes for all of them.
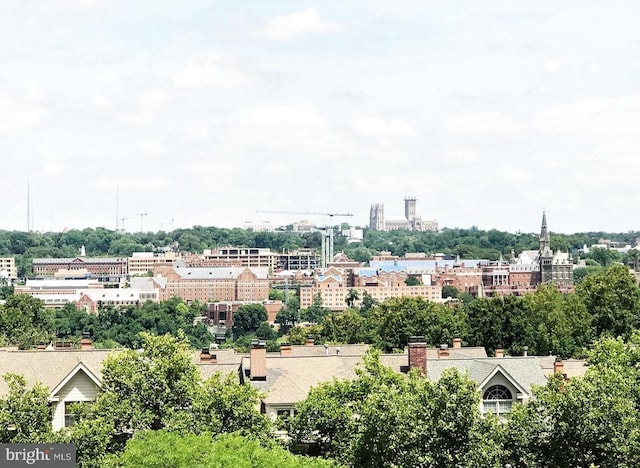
[202,247,280,271]
[278,249,318,271]
[32,257,127,282]
[0,257,17,280]
[154,265,270,303]
[14,279,104,309]
[300,266,443,311]
[128,251,181,276]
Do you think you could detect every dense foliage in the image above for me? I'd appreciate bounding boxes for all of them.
[2,225,640,277]
[289,336,640,468]
[290,351,503,467]
[274,264,638,359]
[110,431,340,468]
[0,295,212,349]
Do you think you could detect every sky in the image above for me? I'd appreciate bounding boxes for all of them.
[2,0,640,235]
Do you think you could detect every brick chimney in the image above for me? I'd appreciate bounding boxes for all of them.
[452,337,462,349]
[280,343,292,356]
[80,332,92,351]
[250,340,267,380]
[438,344,450,358]
[200,347,212,363]
[495,348,504,358]
[408,336,427,375]
[554,357,564,376]
[305,335,315,346]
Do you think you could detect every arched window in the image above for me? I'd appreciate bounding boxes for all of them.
[482,384,513,417]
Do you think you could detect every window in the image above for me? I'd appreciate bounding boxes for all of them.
[64,401,91,427]
[482,385,513,417]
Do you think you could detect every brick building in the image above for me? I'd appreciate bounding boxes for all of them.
[300,266,443,311]
[154,265,270,303]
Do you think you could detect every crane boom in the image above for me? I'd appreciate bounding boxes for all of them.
[256,210,353,217]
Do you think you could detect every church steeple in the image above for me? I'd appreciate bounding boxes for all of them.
[539,211,550,252]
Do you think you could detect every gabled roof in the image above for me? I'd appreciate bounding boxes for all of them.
[0,349,114,395]
[49,362,102,400]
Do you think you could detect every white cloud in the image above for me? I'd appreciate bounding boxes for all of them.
[587,62,601,75]
[543,60,563,74]
[138,88,168,110]
[0,96,47,133]
[92,95,112,109]
[446,112,516,134]
[243,105,326,127]
[443,149,480,163]
[261,9,340,41]
[533,95,640,134]
[118,89,169,125]
[172,57,254,88]
[118,111,154,125]
[352,117,416,138]
[138,141,164,155]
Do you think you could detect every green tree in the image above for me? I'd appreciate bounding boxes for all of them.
[0,294,55,348]
[404,275,420,286]
[75,331,270,459]
[290,351,501,467]
[0,374,53,443]
[358,291,377,315]
[321,309,366,344]
[625,248,640,271]
[256,321,278,341]
[232,304,268,337]
[441,284,458,299]
[366,297,466,352]
[345,289,360,309]
[301,293,330,323]
[504,337,640,468]
[577,264,640,339]
[112,431,339,468]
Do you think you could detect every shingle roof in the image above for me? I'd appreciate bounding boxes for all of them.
[245,350,550,406]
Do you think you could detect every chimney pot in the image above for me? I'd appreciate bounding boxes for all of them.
[80,332,93,351]
[523,346,529,357]
[200,347,212,363]
[250,340,267,380]
[280,343,292,356]
[408,336,427,375]
[554,356,565,377]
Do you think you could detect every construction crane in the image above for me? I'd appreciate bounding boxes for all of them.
[119,217,129,234]
[256,210,354,218]
[136,213,148,233]
[255,210,354,268]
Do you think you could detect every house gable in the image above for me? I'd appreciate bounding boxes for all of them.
[49,363,102,431]
[478,364,529,400]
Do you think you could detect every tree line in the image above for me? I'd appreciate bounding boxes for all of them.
[1,224,639,276]
[0,295,213,350]
[275,264,639,359]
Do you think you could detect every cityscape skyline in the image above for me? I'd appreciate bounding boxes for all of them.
[3,1,640,234]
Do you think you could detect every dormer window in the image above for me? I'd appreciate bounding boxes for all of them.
[482,384,513,417]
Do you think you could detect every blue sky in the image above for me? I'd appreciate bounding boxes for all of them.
[3,1,640,234]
